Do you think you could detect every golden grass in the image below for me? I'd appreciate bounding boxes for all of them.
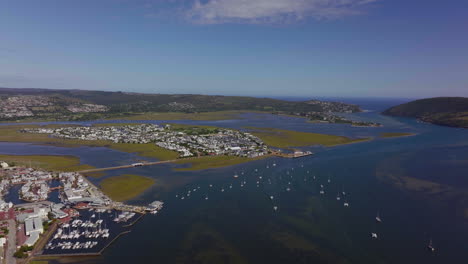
[0,154,93,172]
[91,123,143,127]
[247,127,370,148]
[100,174,155,202]
[109,143,179,160]
[380,132,416,138]
[105,111,246,121]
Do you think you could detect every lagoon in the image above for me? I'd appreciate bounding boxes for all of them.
[2,99,468,264]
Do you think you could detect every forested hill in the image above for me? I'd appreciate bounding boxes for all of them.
[382,97,468,128]
[0,88,361,121]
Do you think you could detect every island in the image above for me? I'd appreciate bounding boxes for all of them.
[382,97,468,128]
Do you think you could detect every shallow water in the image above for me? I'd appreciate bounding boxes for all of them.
[1,99,468,264]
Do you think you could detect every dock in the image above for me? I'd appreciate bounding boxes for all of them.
[272,150,313,158]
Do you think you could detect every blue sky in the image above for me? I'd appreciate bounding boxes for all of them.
[1,0,467,98]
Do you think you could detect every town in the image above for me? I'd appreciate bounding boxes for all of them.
[283,111,382,127]
[0,161,163,263]
[0,95,108,120]
[22,124,270,158]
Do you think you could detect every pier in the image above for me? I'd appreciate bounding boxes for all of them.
[272,150,313,158]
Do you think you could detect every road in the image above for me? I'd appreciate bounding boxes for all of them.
[5,219,16,264]
[76,153,289,174]
[77,157,197,174]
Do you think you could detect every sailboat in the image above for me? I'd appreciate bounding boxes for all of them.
[427,239,435,252]
[375,212,382,223]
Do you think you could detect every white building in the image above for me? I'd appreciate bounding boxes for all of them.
[0,161,8,168]
[25,217,43,236]
[24,232,40,246]
[17,207,50,222]
[0,199,13,212]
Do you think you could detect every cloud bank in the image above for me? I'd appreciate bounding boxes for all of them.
[181,0,379,24]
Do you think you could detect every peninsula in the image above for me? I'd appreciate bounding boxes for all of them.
[383,97,468,128]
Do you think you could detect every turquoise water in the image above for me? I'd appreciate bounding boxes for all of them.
[1,100,467,263]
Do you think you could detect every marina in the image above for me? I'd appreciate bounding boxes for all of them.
[43,209,140,255]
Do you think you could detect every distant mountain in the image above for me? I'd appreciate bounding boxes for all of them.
[382,97,468,128]
[0,88,361,121]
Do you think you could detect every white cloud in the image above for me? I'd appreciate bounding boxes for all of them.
[183,0,379,24]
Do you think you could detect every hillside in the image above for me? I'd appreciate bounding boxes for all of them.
[0,88,361,121]
[382,97,468,128]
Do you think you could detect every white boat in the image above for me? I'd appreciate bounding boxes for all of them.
[371,233,378,239]
[376,212,382,223]
[427,239,435,252]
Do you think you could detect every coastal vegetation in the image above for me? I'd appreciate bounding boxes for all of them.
[0,124,180,161]
[106,111,247,121]
[380,132,415,138]
[109,143,179,161]
[100,174,155,201]
[383,97,468,128]
[167,123,222,134]
[247,127,370,148]
[0,154,93,172]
